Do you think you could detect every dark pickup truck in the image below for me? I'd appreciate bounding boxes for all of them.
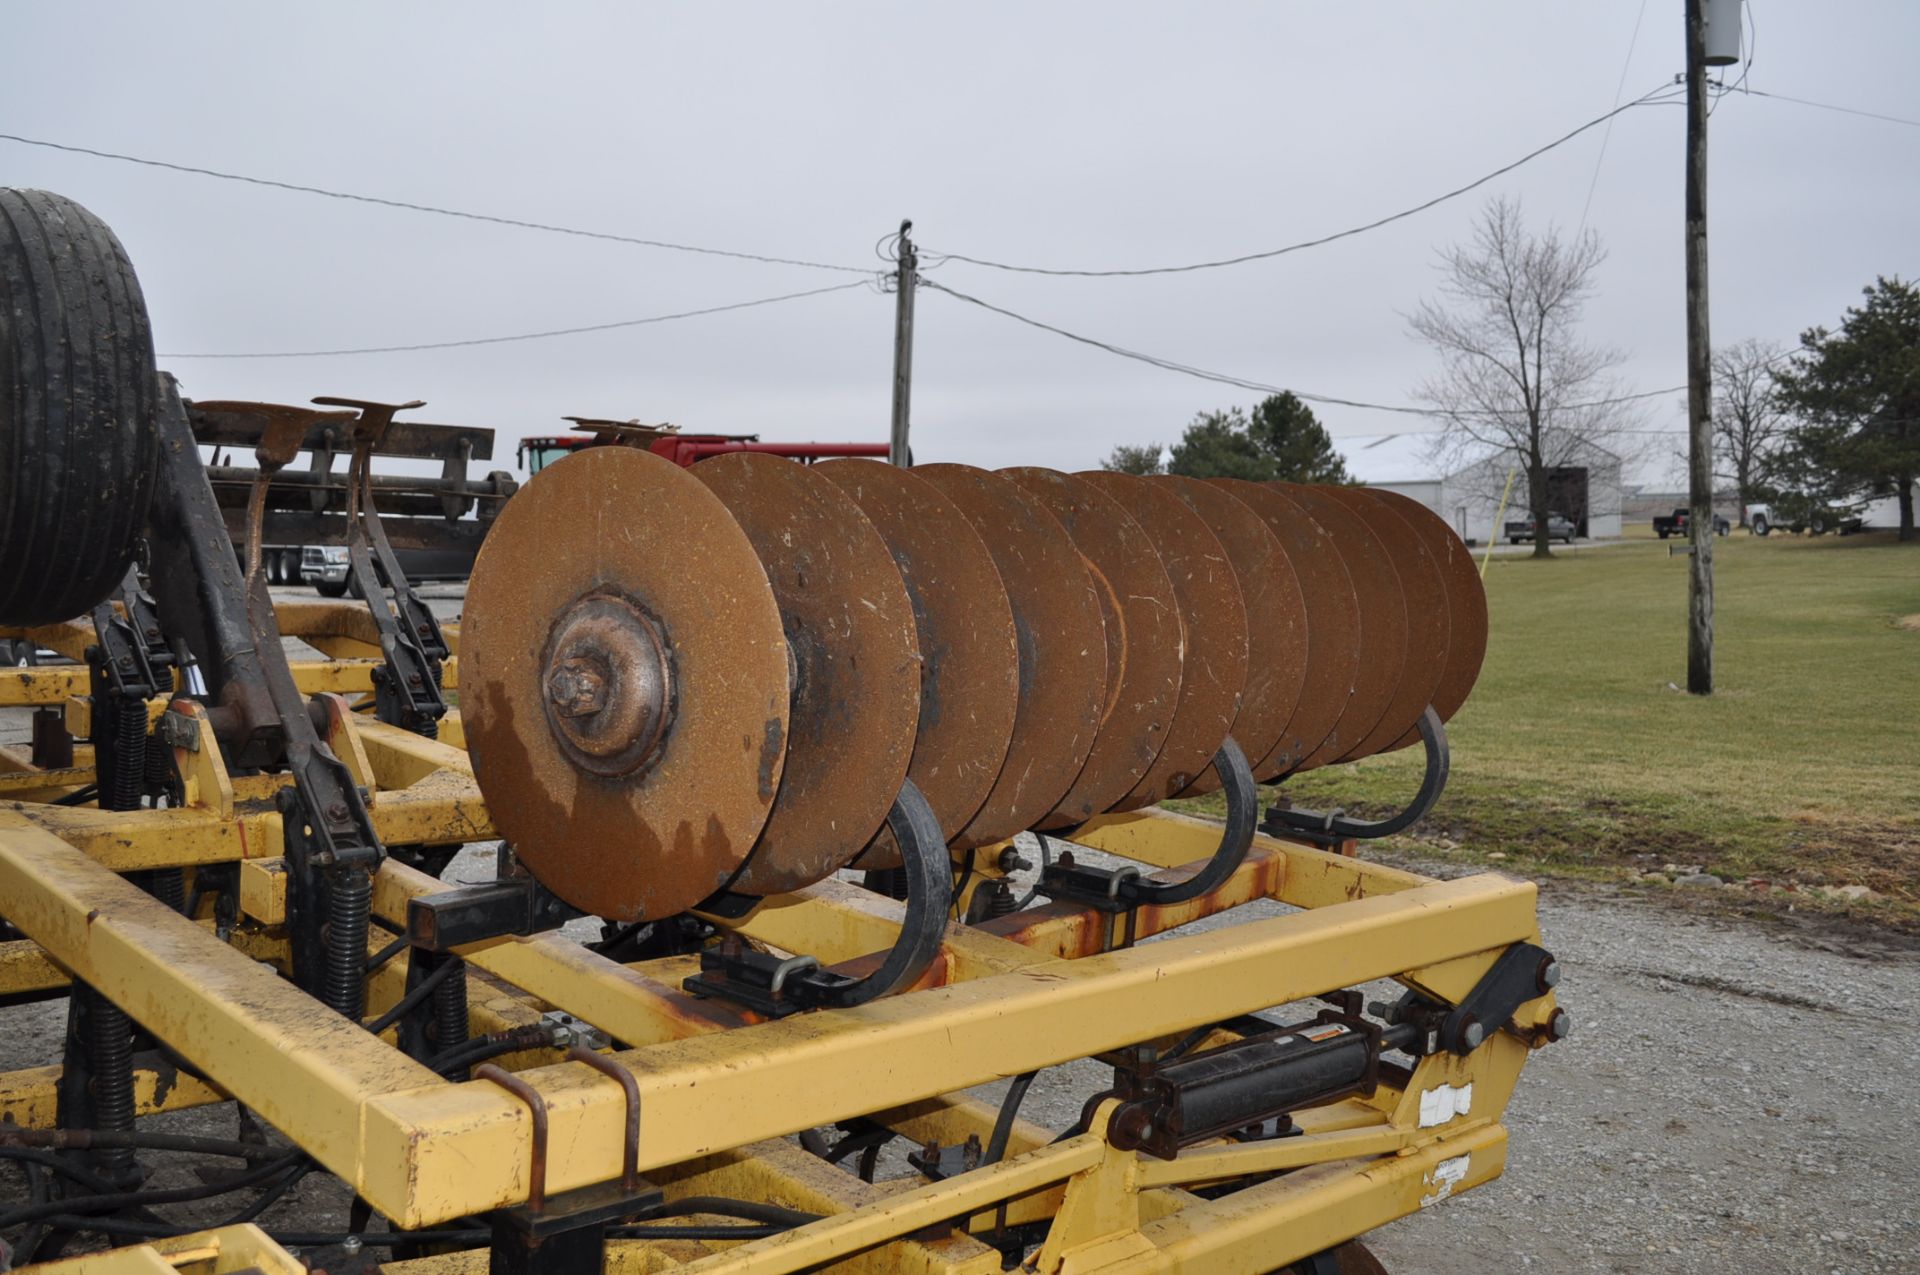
[1653,508,1730,539]
[1504,512,1577,545]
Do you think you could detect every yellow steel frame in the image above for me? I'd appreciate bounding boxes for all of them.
[0,646,1557,1273]
[22,1224,305,1275]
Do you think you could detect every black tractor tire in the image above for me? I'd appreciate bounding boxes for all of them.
[0,189,158,626]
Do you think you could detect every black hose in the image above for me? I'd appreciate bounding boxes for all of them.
[323,865,374,1020]
[364,955,462,1037]
[0,1150,305,1228]
[1,1129,290,1160]
[985,1072,1038,1165]
[653,1196,823,1227]
[365,933,408,976]
[0,1147,124,1195]
[50,783,99,807]
[423,1025,557,1077]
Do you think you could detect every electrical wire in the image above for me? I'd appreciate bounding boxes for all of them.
[926,84,1684,278]
[157,279,874,360]
[0,132,872,274]
[921,276,1687,425]
[1741,87,1920,129]
[1579,0,1652,234]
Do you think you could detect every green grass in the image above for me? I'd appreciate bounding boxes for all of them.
[1172,530,1920,921]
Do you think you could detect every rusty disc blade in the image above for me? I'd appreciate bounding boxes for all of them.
[816,459,1019,863]
[915,464,1107,848]
[1156,476,1306,796]
[1272,483,1407,771]
[462,446,790,921]
[1207,479,1360,779]
[1002,468,1183,826]
[1328,488,1451,762]
[1371,489,1488,741]
[1078,471,1248,810]
[693,454,920,895]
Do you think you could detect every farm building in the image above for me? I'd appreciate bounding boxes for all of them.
[1337,433,1624,544]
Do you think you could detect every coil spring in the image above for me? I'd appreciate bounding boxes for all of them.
[414,715,439,741]
[143,728,172,792]
[132,868,186,914]
[79,985,137,1184]
[431,955,469,1051]
[322,866,373,1019]
[863,866,910,900]
[101,693,149,812]
[982,878,1018,919]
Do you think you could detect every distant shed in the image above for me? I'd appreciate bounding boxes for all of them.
[1337,434,1623,544]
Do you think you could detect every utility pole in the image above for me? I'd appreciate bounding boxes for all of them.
[1684,0,1714,694]
[888,220,917,467]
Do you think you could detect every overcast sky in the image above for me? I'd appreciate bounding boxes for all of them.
[5,3,1916,483]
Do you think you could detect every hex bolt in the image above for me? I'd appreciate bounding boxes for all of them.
[1537,958,1561,992]
[326,802,349,821]
[546,657,610,718]
[1457,1015,1485,1050]
[1548,1009,1572,1041]
[997,847,1033,873]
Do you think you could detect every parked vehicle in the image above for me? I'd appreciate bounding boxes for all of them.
[1744,503,1862,537]
[1652,508,1729,539]
[1505,512,1577,545]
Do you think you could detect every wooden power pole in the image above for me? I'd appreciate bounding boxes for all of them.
[888,221,918,467]
[1684,0,1715,694]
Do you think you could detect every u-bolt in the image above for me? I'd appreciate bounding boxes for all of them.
[475,1064,549,1213]
[567,1044,642,1193]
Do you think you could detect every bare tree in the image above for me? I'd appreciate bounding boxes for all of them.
[1409,197,1646,557]
[1711,338,1788,526]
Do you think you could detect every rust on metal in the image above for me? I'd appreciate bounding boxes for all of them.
[1157,476,1305,795]
[1209,480,1361,778]
[1273,483,1406,772]
[1372,489,1488,738]
[1329,488,1451,762]
[462,447,790,921]
[816,460,1019,863]
[1078,471,1248,810]
[1002,467,1182,827]
[475,1062,549,1213]
[914,464,1106,848]
[695,453,919,894]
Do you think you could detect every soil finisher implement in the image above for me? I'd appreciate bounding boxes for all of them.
[0,190,1563,1275]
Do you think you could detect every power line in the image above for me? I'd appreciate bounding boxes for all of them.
[157,280,874,359]
[0,133,872,274]
[920,277,1686,427]
[1579,0,1652,234]
[926,83,1685,279]
[1741,87,1920,129]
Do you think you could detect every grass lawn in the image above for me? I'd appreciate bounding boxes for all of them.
[1171,528,1920,923]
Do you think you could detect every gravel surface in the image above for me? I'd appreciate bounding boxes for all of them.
[5,585,1917,1271]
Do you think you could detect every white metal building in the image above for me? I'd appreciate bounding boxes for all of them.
[1338,434,1624,544]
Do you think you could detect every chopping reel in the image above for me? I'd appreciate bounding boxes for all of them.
[461,451,1488,929]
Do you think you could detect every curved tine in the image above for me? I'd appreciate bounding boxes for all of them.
[1268,707,1452,842]
[1117,737,1258,908]
[821,779,952,1008]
